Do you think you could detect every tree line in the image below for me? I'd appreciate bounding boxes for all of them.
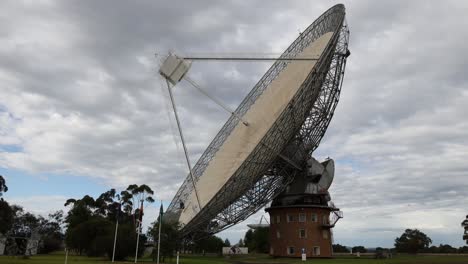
[333,228,468,254]
[63,184,154,259]
[3,175,468,259]
[1,175,64,255]
[0,175,155,259]
[0,175,231,261]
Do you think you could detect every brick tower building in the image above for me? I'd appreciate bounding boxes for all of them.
[266,158,342,258]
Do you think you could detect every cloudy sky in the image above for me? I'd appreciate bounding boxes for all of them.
[1,0,468,248]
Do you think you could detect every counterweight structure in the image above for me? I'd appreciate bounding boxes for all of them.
[163,4,350,241]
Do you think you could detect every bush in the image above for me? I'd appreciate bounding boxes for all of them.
[0,200,13,234]
[40,235,63,253]
[395,229,432,253]
[333,244,350,253]
[352,246,367,253]
[105,224,140,261]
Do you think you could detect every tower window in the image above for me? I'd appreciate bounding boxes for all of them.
[287,214,294,222]
[322,230,328,239]
[299,229,306,238]
[322,215,329,225]
[311,213,317,222]
[276,230,281,238]
[299,213,306,222]
[313,246,320,256]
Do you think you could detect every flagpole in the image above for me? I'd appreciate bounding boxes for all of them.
[134,220,141,263]
[112,219,118,262]
[135,199,144,263]
[112,202,121,263]
[157,201,163,264]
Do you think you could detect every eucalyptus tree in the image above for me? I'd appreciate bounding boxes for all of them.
[0,175,8,198]
[0,175,12,234]
[63,185,155,259]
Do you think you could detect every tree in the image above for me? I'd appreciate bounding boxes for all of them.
[148,220,182,262]
[422,244,461,254]
[107,223,139,260]
[395,229,432,253]
[244,229,253,250]
[64,185,152,259]
[243,227,269,253]
[253,227,269,253]
[0,175,8,198]
[224,238,231,247]
[94,189,117,217]
[0,200,13,234]
[4,206,40,255]
[192,235,224,254]
[0,175,13,236]
[38,211,65,253]
[352,246,367,253]
[438,244,457,253]
[126,184,155,229]
[459,246,468,253]
[238,239,244,247]
[0,197,65,255]
[71,218,114,257]
[333,244,350,253]
[64,195,95,230]
[425,245,439,253]
[10,206,40,237]
[0,175,13,235]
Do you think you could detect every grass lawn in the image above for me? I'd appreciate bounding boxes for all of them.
[1,252,468,264]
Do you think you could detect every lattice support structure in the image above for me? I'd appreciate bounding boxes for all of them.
[165,4,350,237]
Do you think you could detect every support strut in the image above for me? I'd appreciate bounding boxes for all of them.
[165,78,202,211]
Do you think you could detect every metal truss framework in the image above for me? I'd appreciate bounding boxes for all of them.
[166,4,350,237]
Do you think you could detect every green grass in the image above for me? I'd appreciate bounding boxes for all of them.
[1,252,468,264]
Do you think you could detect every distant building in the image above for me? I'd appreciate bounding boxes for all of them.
[222,246,248,255]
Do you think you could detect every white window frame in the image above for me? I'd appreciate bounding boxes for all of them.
[322,215,329,225]
[287,246,295,255]
[313,246,320,256]
[322,230,328,239]
[299,228,306,238]
[311,213,317,222]
[299,213,306,222]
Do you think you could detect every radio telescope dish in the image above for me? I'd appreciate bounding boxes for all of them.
[164,4,350,237]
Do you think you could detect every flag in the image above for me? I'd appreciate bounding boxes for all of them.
[159,203,164,223]
[156,201,163,264]
[115,202,121,221]
[139,200,144,222]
